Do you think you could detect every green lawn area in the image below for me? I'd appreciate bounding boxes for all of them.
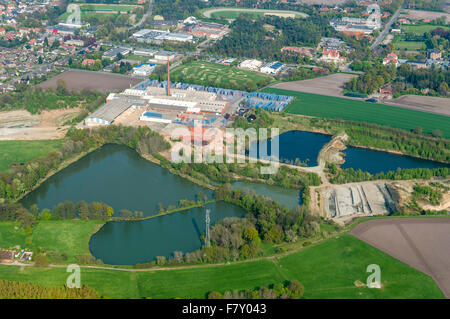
[394,40,426,51]
[0,139,63,172]
[59,4,138,20]
[79,4,138,12]
[263,88,450,138]
[171,61,274,91]
[211,11,266,19]
[0,220,103,263]
[402,24,449,35]
[205,7,307,20]
[126,54,150,62]
[0,233,443,298]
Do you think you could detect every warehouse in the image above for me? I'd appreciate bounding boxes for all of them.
[133,63,156,76]
[260,61,284,74]
[103,47,131,60]
[85,98,133,125]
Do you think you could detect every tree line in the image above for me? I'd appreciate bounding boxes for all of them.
[209,14,332,60]
[207,280,305,299]
[0,82,106,114]
[0,280,100,299]
[327,163,449,184]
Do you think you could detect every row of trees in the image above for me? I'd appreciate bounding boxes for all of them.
[0,280,100,299]
[163,156,322,190]
[327,164,449,184]
[207,280,305,299]
[345,63,397,95]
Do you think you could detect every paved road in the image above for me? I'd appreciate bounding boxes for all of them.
[131,0,153,29]
[371,1,406,50]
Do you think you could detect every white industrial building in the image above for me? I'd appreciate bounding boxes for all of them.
[132,63,156,76]
[239,59,263,71]
[260,61,284,74]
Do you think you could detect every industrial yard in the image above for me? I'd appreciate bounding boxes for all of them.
[81,66,293,142]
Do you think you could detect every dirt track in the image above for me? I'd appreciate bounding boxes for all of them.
[37,70,142,93]
[271,73,358,96]
[351,218,450,298]
[0,109,80,140]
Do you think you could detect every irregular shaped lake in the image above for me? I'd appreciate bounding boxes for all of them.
[21,144,213,216]
[342,146,450,175]
[89,201,246,265]
[249,130,332,166]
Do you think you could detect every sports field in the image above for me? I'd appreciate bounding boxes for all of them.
[59,3,140,20]
[0,233,443,298]
[394,40,426,51]
[171,61,274,90]
[203,7,308,19]
[402,24,450,35]
[263,88,450,138]
[0,139,62,172]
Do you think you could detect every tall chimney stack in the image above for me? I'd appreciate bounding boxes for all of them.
[167,56,170,96]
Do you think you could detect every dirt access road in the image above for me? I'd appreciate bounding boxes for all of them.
[351,218,450,298]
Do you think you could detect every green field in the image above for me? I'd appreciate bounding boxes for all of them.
[402,24,450,35]
[0,140,63,172]
[263,88,450,138]
[204,7,308,20]
[211,11,266,19]
[171,61,274,90]
[0,220,103,263]
[0,234,443,298]
[59,3,139,20]
[79,4,138,12]
[125,54,150,62]
[394,40,426,51]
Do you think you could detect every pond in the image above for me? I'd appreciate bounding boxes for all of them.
[249,130,332,167]
[21,144,213,216]
[231,181,302,209]
[251,130,448,173]
[89,201,246,265]
[341,146,450,175]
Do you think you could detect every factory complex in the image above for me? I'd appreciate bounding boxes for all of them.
[85,81,292,133]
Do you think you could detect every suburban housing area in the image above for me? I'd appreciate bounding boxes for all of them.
[0,0,449,303]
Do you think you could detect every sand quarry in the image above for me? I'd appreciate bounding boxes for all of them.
[0,109,81,140]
